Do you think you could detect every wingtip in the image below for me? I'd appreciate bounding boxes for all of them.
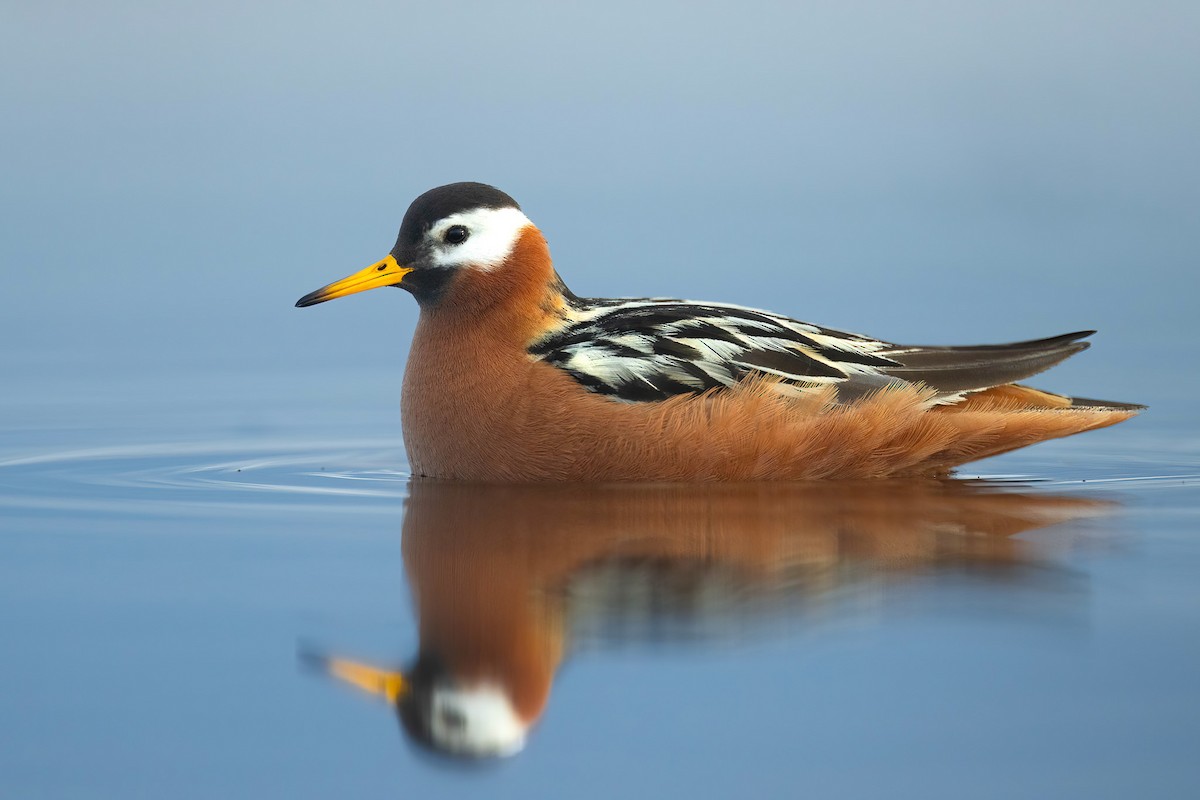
[1045,330,1096,347]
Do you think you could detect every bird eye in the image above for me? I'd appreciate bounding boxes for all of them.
[440,707,467,731]
[444,225,469,245]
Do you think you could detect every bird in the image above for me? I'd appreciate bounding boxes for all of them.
[296,182,1141,481]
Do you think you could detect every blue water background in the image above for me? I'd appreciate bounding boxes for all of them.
[2,2,1199,797]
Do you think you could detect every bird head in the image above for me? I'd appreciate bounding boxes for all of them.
[296,182,539,310]
[303,650,529,760]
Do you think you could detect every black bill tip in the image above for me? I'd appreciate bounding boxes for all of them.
[295,289,328,308]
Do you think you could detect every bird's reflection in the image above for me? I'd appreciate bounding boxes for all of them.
[304,480,1112,760]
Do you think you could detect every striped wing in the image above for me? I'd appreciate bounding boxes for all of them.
[528,298,1098,405]
[528,299,900,402]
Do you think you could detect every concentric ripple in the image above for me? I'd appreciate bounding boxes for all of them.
[0,438,410,516]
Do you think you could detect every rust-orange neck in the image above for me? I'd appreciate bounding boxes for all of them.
[419,226,567,349]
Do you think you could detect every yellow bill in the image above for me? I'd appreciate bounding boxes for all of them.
[295,255,413,307]
[319,655,409,704]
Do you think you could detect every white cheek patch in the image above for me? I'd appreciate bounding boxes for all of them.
[429,684,528,758]
[429,207,533,271]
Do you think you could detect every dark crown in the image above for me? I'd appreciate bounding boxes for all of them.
[396,182,520,246]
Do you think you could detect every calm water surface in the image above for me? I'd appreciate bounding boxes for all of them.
[6,1,1198,795]
[1,365,1198,799]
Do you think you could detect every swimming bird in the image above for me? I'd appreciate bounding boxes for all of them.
[296,182,1140,481]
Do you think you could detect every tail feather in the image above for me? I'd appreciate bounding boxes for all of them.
[1065,395,1147,411]
[942,383,1145,413]
[920,382,1141,466]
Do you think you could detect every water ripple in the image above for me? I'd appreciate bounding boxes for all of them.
[0,438,410,516]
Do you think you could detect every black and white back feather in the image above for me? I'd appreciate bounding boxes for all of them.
[528,295,1093,405]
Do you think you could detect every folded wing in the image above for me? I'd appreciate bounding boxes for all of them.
[529,298,1104,405]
